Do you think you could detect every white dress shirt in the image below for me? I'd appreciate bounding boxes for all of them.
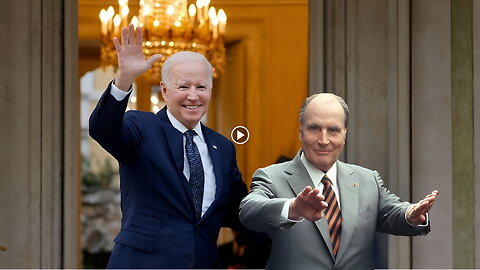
[110,82,216,217]
[300,153,341,208]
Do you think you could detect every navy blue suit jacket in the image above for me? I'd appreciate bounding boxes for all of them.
[89,82,247,268]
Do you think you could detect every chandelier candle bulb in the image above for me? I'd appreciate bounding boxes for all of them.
[166,4,175,26]
[196,0,204,24]
[203,0,210,22]
[114,15,121,36]
[218,9,226,35]
[131,16,139,28]
[212,19,218,40]
[121,5,129,27]
[208,6,216,28]
[210,13,218,40]
[107,6,115,33]
[107,6,115,19]
[188,4,196,29]
[99,9,108,36]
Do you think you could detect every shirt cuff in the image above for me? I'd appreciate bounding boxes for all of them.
[281,198,304,223]
[110,80,133,101]
[405,205,429,227]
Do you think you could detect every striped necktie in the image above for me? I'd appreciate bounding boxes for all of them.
[321,175,342,257]
[184,130,205,220]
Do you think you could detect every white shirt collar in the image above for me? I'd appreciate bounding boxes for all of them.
[300,152,338,188]
[166,108,205,143]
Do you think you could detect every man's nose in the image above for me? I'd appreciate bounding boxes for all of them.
[318,130,330,145]
[187,87,200,99]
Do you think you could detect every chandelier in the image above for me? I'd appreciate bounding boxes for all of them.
[99,0,227,84]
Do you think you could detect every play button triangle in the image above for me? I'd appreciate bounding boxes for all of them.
[236,131,244,140]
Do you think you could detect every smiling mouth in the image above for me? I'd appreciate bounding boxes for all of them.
[183,105,201,109]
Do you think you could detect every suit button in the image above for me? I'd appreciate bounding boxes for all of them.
[185,253,192,260]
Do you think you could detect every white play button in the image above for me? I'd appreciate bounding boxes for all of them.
[236,130,245,140]
[231,126,250,144]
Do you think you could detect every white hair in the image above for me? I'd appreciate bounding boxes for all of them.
[161,51,213,88]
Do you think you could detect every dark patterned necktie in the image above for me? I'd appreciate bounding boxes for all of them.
[184,130,205,220]
[322,175,342,257]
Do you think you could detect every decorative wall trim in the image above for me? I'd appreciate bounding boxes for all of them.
[63,0,81,267]
[473,1,480,268]
[411,0,453,267]
[451,0,475,268]
[386,0,411,268]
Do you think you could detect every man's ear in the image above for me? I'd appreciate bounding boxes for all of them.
[160,81,168,101]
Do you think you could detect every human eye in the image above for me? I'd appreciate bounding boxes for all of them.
[328,126,341,133]
[307,124,320,131]
[196,85,207,91]
[178,85,189,91]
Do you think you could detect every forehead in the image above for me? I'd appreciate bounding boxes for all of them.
[304,97,345,126]
[170,61,208,79]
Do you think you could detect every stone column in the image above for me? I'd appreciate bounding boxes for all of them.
[474,1,480,268]
[0,0,79,268]
[310,0,418,268]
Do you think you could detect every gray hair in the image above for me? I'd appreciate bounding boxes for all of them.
[161,51,213,88]
[299,93,350,128]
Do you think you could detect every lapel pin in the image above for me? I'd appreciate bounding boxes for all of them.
[213,145,218,149]
[352,183,357,187]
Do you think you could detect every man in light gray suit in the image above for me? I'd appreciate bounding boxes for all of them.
[239,93,438,270]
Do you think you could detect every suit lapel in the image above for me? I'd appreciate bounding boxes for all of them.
[285,152,315,195]
[199,125,223,221]
[334,161,359,264]
[285,151,334,260]
[157,107,196,221]
[158,107,185,174]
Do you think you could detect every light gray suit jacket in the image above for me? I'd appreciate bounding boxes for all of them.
[239,150,429,270]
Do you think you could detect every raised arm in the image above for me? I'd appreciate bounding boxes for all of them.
[89,24,162,163]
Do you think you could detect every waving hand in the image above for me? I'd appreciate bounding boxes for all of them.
[113,24,163,91]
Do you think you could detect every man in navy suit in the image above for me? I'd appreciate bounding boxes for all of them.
[89,24,248,268]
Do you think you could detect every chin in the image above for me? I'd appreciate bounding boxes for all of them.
[185,110,203,118]
[184,117,201,127]
[315,160,333,170]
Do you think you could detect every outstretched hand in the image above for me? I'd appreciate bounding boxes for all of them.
[406,190,439,225]
[113,24,163,90]
[289,186,328,221]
